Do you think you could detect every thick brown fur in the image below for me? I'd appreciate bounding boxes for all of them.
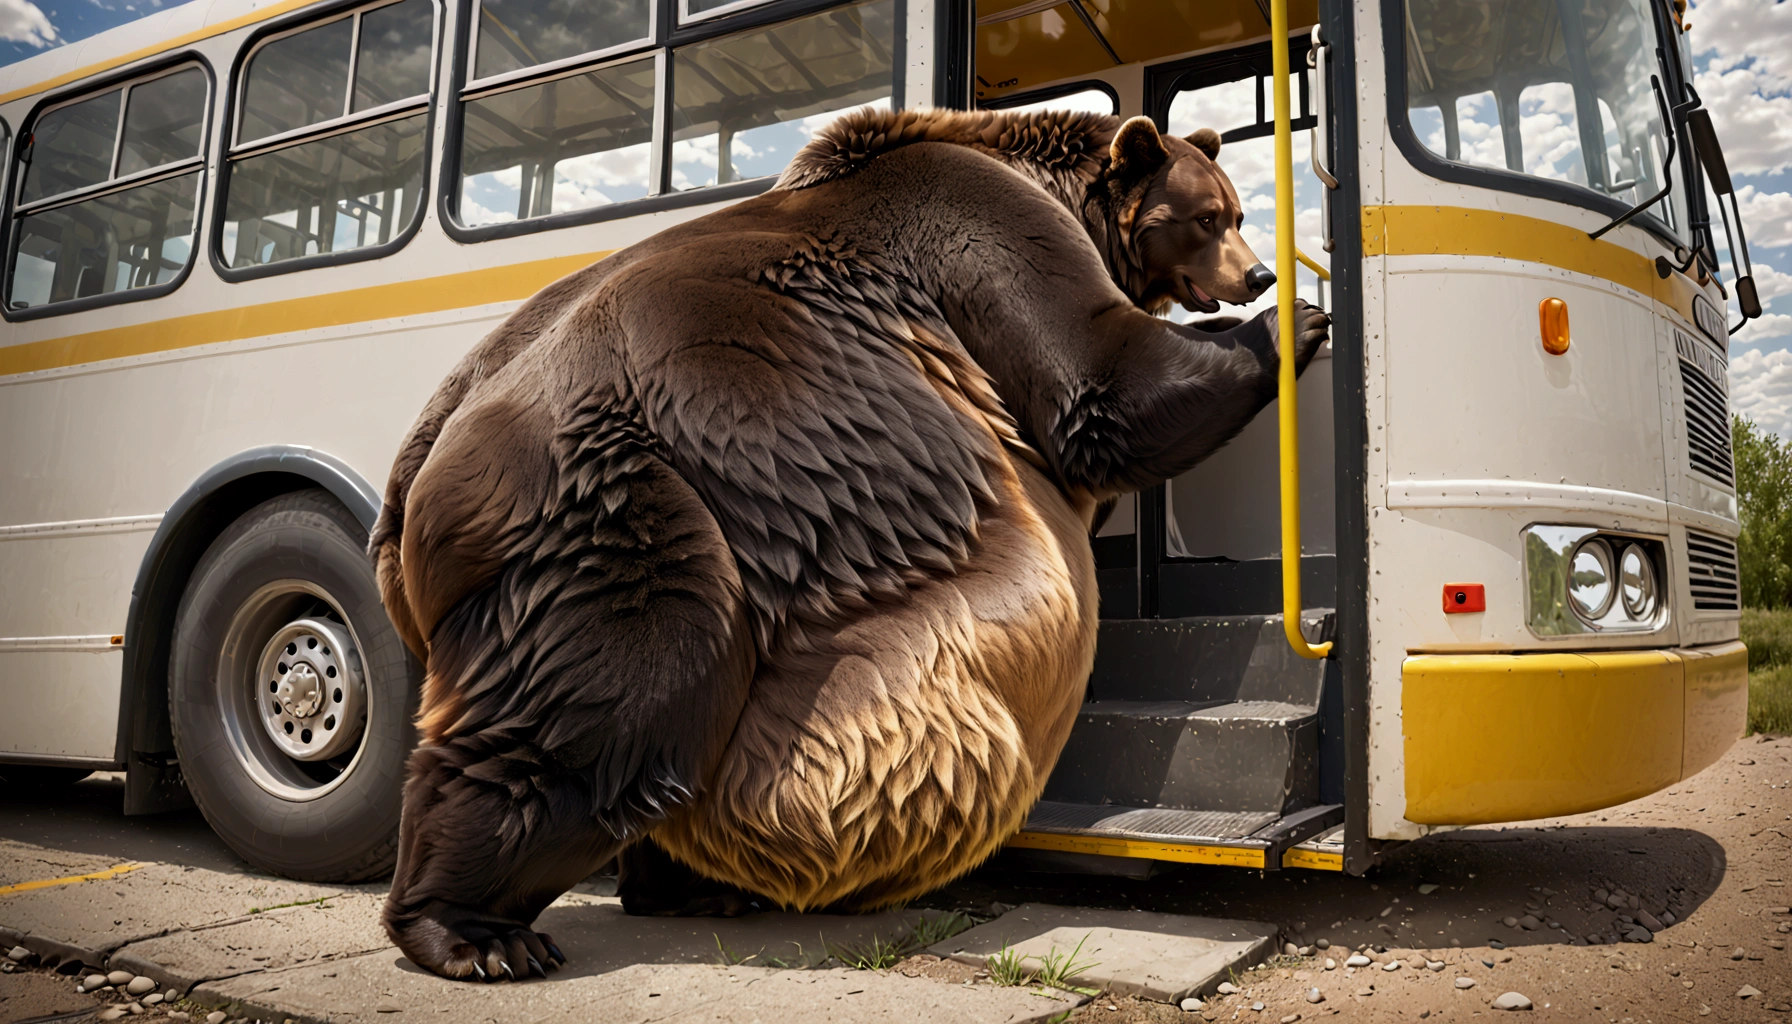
[376,107,1328,981]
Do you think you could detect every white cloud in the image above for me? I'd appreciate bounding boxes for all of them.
[0,0,57,47]
[1735,186,1792,249]
[1729,346,1792,435]
[1688,0,1792,177]
[1734,310,1792,346]
[1751,261,1792,306]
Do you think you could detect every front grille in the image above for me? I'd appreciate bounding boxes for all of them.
[1677,330,1733,484]
[1686,530,1740,611]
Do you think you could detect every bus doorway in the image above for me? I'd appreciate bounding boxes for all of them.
[971,0,1355,873]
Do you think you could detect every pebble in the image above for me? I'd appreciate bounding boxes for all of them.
[1456,978,1476,989]
[1625,927,1654,943]
[126,1003,143,1015]
[1323,959,1336,971]
[1279,1016,1299,1024]
[206,1013,227,1024]
[1180,997,1205,1012]
[1345,955,1371,967]
[1355,987,1374,997]
[1298,946,1311,956]
[1492,992,1533,1011]
[1217,982,1240,995]
[1315,939,1329,950]
[1518,915,1540,931]
[1419,884,1439,895]
[85,974,108,990]
[126,976,156,996]
[1501,916,1519,928]
[1594,888,1609,903]
[1730,948,1747,960]
[5,946,30,963]
[1426,960,1445,971]
[1306,988,1324,1004]
[98,1010,127,1022]
[1636,910,1664,931]
[1490,940,1506,950]
[1284,942,1299,956]
[1740,985,1763,999]
[1606,894,1628,910]
[107,970,132,986]
[1381,961,1402,972]
[1251,1002,1264,1012]
[145,994,165,1006]
[376,1003,403,1013]
[168,1014,190,1022]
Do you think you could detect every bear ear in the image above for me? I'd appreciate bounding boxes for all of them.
[1186,127,1222,160]
[1109,116,1169,177]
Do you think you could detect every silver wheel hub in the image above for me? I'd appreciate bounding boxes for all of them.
[255,617,364,761]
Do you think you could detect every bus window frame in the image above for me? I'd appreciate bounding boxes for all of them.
[208,0,443,284]
[977,79,1118,114]
[438,0,906,244]
[1380,0,1690,252]
[679,0,785,29]
[463,0,658,96]
[1,54,215,323]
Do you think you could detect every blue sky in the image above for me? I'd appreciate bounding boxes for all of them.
[2,0,1786,432]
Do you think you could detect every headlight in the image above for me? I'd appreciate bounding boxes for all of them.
[1568,538,1615,622]
[1618,543,1658,620]
[1523,526,1668,636]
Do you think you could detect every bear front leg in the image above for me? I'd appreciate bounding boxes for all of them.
[382,449,755,981]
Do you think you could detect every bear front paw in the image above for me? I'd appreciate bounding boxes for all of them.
[386,901,565,982]
[1292,299,1331,374]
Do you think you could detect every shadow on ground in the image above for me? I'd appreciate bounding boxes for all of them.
[920,825,1726,953]
[0,774,248,875]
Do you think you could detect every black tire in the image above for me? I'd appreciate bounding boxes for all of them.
[170,489,419,882]
[0,765,93,788]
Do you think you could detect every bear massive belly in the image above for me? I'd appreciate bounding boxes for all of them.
[373,107,1328,981]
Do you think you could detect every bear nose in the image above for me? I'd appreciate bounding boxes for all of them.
[1246,263,1276,294]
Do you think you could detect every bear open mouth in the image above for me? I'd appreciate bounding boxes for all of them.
[1179,276,1222,315]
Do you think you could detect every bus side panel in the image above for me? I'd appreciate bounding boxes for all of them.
[0,651,128,762]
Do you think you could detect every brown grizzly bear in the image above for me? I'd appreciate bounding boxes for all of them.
[372,107,1328,981]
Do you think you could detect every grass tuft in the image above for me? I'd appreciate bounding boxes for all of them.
[986,943,1035,986]
[1031,933,1100,993]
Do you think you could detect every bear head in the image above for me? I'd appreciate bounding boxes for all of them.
[1104,117,1274,316]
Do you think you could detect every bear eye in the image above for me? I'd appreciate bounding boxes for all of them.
[1197,215,1215,229]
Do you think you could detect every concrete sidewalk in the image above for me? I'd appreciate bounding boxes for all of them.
[0,839,1087,1023]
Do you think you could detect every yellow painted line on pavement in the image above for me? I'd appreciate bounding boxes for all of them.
[0,861,143,896]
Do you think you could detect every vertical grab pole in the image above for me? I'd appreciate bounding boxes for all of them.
[1273,0,1332,660]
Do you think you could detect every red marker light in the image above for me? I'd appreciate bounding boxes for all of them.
[1443,584,1486,614]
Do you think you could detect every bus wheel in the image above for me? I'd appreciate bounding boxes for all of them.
[170,489,418,883]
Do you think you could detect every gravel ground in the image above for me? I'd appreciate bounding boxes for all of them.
[918,733,1792,1023]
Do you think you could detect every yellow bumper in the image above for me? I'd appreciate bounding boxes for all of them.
[1402,641,1747,825]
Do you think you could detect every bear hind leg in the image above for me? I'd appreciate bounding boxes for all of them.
[382,449,755,980]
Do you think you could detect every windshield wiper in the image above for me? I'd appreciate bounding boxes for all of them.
[1588,75,1681,241]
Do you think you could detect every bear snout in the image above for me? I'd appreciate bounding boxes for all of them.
[1245,263,1276,295]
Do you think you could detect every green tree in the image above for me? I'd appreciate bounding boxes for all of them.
[1733,414,1792,608]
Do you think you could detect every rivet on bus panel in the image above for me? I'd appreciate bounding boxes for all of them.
[1539,298,1571,355]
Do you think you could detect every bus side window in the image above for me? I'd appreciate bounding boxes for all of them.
[450,0,896,231]
[220,0,436,272]
[6,65,207,313]
[671,0,896,190]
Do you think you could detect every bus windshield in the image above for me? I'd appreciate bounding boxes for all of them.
[1402,0,1680,233]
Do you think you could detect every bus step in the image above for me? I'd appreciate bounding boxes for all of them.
[1087,612,1333,707]
[1040,699,1318,814]
[1007,800,1344,871]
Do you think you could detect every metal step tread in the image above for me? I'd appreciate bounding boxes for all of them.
[1076,700,1318,722]
[1022,801,1280,845]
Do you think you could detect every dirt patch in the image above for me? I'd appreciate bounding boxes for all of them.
[0,969,98,1023]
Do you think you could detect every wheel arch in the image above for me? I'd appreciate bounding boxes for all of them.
[118,445,381,813]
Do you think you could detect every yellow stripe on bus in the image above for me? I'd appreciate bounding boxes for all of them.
[1006,830,1267,868]
[0,0,320,107]
[0,861,142,897]
[1361,204,1702,323]
[0,250,614,379]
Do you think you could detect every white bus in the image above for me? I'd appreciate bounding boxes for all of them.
[0,0,1758,886]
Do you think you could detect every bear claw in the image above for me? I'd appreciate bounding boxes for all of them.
[544,940,566,966]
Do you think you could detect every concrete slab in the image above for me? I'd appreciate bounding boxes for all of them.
[0,839,128,888]
[110,893,391,995]
[198,952,1082,1024]
[0,841,356,968]
[928,902,1274,1002]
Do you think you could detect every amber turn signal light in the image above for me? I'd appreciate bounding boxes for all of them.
[1539,297,1570,355]
[1443,584,1485,614]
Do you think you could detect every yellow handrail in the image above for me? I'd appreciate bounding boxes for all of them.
[1273,0,1331,659]
[1296,247,1331,281]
